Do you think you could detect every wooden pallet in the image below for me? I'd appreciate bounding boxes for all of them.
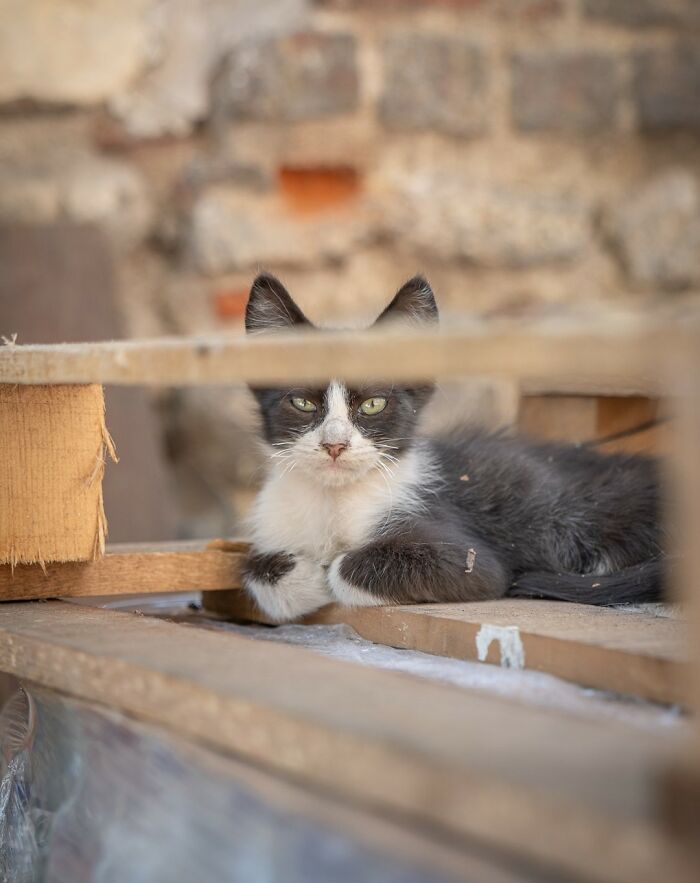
[0,313,698,879]
[0,600,692,883]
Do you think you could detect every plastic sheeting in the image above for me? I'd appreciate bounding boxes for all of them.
[0,687,454,883]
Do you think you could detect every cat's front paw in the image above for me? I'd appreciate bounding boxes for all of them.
[242,550,332,623]
[328,553,386,608]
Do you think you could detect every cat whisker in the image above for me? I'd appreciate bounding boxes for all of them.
[279,458,299,479]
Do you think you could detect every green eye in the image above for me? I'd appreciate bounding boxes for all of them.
[359,396,387,416]
[290,396,317,413]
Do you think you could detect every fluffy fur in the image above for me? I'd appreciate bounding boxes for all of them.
[241,273,664,622]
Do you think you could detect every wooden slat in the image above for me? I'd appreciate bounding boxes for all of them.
[662,351,700,852]
[0,540,245,601]
[519,395,599,443]
[519,394,667,455]
[0,321,691,390]
[5,537,685,706]
[597,422,672,456]
[0,601,691,883]
[204,593,687,706]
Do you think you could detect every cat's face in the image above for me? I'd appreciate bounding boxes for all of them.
[246,274,438,488]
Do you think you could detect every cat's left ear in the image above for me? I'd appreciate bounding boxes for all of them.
[374,276,439,327]
[245,273,312,334]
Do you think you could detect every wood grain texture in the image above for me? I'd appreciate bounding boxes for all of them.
[5,533,684,706]
[519,394,667,455]
[659,352,700,858]
[203,593,688,706]
[0,322,690,391]
[0,540,246,601]
[0,601,691,883]
[0,383,110,565]
[519,395,599,443]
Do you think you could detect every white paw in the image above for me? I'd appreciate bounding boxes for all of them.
[328,554,386,608]
[246,558,332,623]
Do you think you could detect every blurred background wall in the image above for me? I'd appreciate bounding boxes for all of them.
[1,0,699,539]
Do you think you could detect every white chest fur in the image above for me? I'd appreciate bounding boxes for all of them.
[249,446,428,563]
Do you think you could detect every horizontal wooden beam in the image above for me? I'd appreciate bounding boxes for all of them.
[2,536,684,706]
[204,593,688,706]
[0,540,245,601]
[0,321,694,390]
[0,601,690,883]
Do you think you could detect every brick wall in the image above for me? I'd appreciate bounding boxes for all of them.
[2,0,699,330]
[2,0,699,533]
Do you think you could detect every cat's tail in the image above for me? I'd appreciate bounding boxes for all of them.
[508,557,667,606]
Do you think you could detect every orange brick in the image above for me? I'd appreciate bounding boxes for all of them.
[278,166,361,215]
[213,288,249,321]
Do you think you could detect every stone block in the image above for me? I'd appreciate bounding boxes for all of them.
[634,43,700,131]
[0,0,153,105]
[217,32,359,123]
[188,187,375,274]
[584,0,700,29]
[511,51,621,133]
[0,154,152,251]
[606,169,700,291]
[379,35,489,137]
[110,0,307,137]
[387,177,592,267]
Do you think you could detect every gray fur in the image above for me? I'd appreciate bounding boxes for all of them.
[242,273,664,618]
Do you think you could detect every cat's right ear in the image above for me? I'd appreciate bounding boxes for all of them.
[374,276,439,327]
[245,273,312,334]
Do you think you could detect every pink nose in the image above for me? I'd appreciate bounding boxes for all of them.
[323,442,347,461]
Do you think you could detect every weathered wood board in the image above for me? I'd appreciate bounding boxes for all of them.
[0,601,691,883]
[519,394,667,455]
[204,593,687,706]
[0,322,688,391]
[2,534,685,706]
[0,540,245,601]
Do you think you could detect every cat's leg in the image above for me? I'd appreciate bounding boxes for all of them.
[328,525,509,607]
[242,550,332,622]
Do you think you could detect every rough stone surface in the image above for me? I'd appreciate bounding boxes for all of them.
[0,154,152,250]
[188,187,376,274]
[606,169,700,291]
[0,0,153,105]
[110,0,307,137]
[380,35,489,137]
[634,43,700,131]
[217,32,359,123]
[318,0,566,11]
[388,176,592,267]
[584,0,700,29]
[511,51,621,133]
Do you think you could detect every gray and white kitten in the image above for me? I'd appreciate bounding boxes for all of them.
[243,273,664,622]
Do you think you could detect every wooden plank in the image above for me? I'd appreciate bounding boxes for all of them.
[662,351,700,853]
[597,397,659,439]
[0,322,691,390]
[0,540,245,601]
[0,601,691,883]
[0,383,112,565]
[597,421,671,457]
[519,395,599,443]
[8,534,683,705]
[204,593,688,706]
[519,394,667,455]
